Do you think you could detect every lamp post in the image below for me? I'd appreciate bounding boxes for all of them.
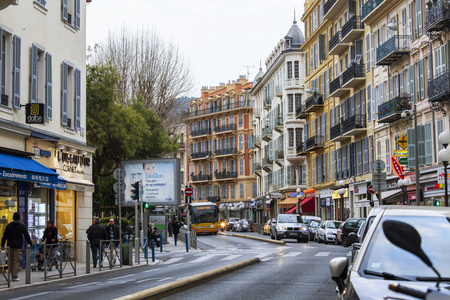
[401,105,420,206]
[337,180,346,221]
[438,132,450,207]
[266,195,270,220]
[296,187,302,215]
[397,178,411,205]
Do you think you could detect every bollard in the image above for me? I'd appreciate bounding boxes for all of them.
[144,237,148,259]
[135,238,139,263]
[185,233,189,252]
[25,246,31,284]
[129,240,133,266]
[151,240,155,262]
[160,234,163,252]
[86,242,90,273]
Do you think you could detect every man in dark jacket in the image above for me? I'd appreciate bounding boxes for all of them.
[1,212,33,281]
[105,218,120,248]
[87,217,107,268]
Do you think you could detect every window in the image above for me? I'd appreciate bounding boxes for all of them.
[288,94,294,112]
[240,183,244,198]
[239,135,243,150]
[239,159,244,175]
[294,61,299,78]
[0,29,21,109]
[30,44,52,120]
[62,0,81,29]
[287,62,292,79]
[61,61,81,129]
[288,128,294,147]
[239,113,243,127]
[295,94,301,112]
[231,184,235,199]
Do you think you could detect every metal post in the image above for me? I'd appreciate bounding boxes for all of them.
[340,195,344,221]
[414,104,420,206]
[129,240,133,266]
[86,242,90,273]
[135,199,139,263]
[444,161,449,207]
[185,233,189,252]
[144,237,147,259]
[160,234,163,252]
[25,246,31,284]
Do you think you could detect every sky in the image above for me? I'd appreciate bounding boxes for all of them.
[86,0,305,98]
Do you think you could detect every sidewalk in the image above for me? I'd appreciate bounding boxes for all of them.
[0,239,196,293]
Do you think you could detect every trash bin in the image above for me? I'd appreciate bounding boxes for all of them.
[122,243,129,265]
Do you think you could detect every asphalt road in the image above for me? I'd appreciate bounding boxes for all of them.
[3,233,349,300]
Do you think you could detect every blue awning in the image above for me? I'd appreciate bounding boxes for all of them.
[0,152,59,185]
[39,175,67,190]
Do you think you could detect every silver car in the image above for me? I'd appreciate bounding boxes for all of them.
[271,214,308,243]
[317,220,341,244]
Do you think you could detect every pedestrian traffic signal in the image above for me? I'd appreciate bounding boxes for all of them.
[369,200,374,207]
[131,181,140,201]
[144,202,150,209]
[434,199,441,206]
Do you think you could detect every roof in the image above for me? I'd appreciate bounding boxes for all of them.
[285,20,305,49]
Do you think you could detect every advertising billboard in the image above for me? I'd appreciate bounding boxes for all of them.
[121,158,180,206]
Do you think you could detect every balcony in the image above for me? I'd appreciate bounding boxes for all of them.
[253,136,261,148]
[324,0,347,20]
[341,63,365,88]
[262,157,273,172]
[296,104,308,119]
[330,122,346,142]
[191,174,212,182]
[305,94,324,112]
[181,100,253,120]
[361,0,385,21]
[254,109,261,119]
[428,72,450,103]
[329,31,349,56]
[275,85,283,97]
[191,151,212,160]
[262,127,273,141]
[287,146,306,163]
[341,16,364,43]
[305,135,325,152]
[275,150,284,167]
[426,0,450,32]
[329,76,350,98]
[376,35,410,66]
[296,143,307,156]
[253,163,262,174]
[214,124,237,134]
[190,128,211,138]
[274,117,284,133]
[215,148,237,156]
[264,96,272,110]
[377,96,411,123]
[207,196,220,202]
[215,171,237,180]
[342,114,366,136]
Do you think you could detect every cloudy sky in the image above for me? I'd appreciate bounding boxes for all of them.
[86,0,304,97]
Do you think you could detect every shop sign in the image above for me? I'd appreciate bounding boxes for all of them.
[57,150,90,174]
[391,156,404,179]
[332,188,348,199]
[393,150,408,157]
[0,188,12,197]
[399,157,408,165]
[304,189,315,198]
[396,135,408,150]
[437,168,450,184]
[25,103,45,124]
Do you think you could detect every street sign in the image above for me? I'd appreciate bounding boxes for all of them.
[113,181,125,193]
[393,150,408,157]
[114,193,125,199]
[372,182,387,191]
[372,160,385,171]
[391,156,404,179]
[265,207,269,211]
[399,157,408,165]
[396,134,408,150]
[372,172,387,180]
[185,187,193,197]
[368,185,376,194]
[113,168,126,180]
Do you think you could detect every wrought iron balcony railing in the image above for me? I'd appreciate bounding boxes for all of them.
[376,35,409,66]
[329,76,341,95]
[191,128,211,137]
[342,63,365,86]
[428,71,450,102]
[305,94,324,111]
[191,151,212,159]
[341,16,364,39]
[378,96,411,123]
[215,147,237,156]
[214,124,237,133]
[191,174,212,181]
[342,114,366,134]
[330,123,342,140]
[215,171,237,180]
[181,100,252,119]
[426,0,450,32]
[361,0,385,20]
[305,135,325,151]
[329,31,341,52]
[324,0,338,16]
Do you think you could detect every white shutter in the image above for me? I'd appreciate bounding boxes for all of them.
[419,59,424,99]
[46,52,52,120]
[62,0,68,21]
[410,64,415,102]
[13,35,21,109]
[367,84,372,122]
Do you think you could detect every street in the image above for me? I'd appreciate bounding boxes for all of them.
[3,233,346,300]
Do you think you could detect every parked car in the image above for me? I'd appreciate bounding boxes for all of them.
[270,214,308,243]
[336,218,365,247]
[227,218,239,231]
[263,220,272,235]
[302,215,321,227]
[329,206,450,300]
[317,220,341,244]
[308,220,320,241]
[244,219,254,232]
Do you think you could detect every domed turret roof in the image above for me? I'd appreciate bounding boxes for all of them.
[285,19,305,49]
[253,62,264,83]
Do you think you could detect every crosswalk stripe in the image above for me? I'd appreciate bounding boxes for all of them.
[162,257,184,264]
[283,252,302,257]
[261,257,273,262]
[220,254,242,261]
[315,252,331,257]
[190,254,216,263]
[255,252,273,259]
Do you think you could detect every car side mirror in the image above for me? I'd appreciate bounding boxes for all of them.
[272,221,277,224]
[329,257,348,294]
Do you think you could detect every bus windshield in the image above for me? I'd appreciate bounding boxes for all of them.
[191,205,218,224]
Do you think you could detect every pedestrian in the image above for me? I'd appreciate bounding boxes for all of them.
[106,218,120,248]
[87,217,107,268]
[1,212,33,281]
[41,220,59,270]
[168,219,173,237]
[171,216,181,246]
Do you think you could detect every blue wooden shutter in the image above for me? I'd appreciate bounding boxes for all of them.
[46,52,52,120]
[13,35,21,109]
[61,62,68,126]
[364,137,369,173]
[424,123,432,165]
[62,0,68,21]
[75,0,81,29]
[30,44,38,103]
[75,68,81,129]
[332,150,336,180]
[409,64,415,102]
[418,124,426,166]
[407,128,415,168]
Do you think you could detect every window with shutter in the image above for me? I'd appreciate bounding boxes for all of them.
[61,62,68,126]
[337,148,342,179]
[13,35,21,109]
[319,34,325,62]
[419,59,424,99]
[46,53,52,120]
[343,146,347,178]
[407,128,415,168]
[332,150,336,180]
[62,0,68,21]
[75,68,81,129]
[364,137,369,173]
[410,64,415,102]
[30,45,38,103]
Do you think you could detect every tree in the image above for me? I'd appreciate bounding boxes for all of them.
[89,27,195,133]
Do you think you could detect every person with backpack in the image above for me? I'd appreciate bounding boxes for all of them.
[87,217,107,268]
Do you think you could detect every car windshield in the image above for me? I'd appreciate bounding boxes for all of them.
[241,220,248,225]
[327,221,341,228]
[359,215,450,279]
[278,215,303,223]
[311,221,319,228]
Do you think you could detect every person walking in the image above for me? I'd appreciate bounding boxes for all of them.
[41,220,59,271]
[106,218,120,248]
[87,217,107,268]
[168,219,173,237]
[1,212,33,281]
[171,217,181,246]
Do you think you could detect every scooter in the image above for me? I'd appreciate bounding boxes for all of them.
[147,225,161,247]
[220,221,226,232]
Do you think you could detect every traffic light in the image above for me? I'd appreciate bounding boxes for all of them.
[131,181,140,201]
[144,202,150,209]
[369,200,374,207]
[434,199,441,206]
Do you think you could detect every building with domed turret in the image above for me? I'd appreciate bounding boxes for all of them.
[251,16,310,225]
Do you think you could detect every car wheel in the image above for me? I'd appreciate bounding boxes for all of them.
[271,232,275,240]
[275,233,281,241]
[303,238,308,243]
[342,236,350,247]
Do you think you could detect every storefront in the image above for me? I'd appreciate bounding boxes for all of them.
[332,188,347,221]
[319,188,332,220]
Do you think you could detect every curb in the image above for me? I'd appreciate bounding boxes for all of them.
[225,232,285,245]
[114,257,261,300]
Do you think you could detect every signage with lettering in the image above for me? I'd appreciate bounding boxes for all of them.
[25,103,45,124]
[57,150,90,174]
[437,168,450,184]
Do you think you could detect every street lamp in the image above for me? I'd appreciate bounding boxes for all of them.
[438,131,450,207]
[337,180,346,221]
[296,188,302,215]
[397,178,411,205]
[401,105,420,206]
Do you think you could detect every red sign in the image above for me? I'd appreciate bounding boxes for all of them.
[368,185,375,194]
[391,156,404,179]
[184,187,193,197]
[265,207,269,211]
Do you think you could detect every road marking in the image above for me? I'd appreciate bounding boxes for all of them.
[143,268,161,273]
[347,251,352,257]
[64,282,100,289]
[315,252,331,257]
[112,274,134,280]
[190,254,216,263]
[255,252,273,259]
[261,257,273,262]
[10,292,51,299]
[284,252,302,257]
[220,254,242,261]
[162,257,184,264]
[136,277,172,283]
[157,277,172,282]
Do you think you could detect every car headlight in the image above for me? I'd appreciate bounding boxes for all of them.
[301,227,307,231]
[327,230,334,235]
[278,226,286,231]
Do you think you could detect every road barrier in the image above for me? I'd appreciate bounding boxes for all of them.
[0,246,10,288]
[99,240,122,271]
[179,229,197,249]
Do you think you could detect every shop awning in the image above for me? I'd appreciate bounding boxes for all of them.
[374,189,402,201]
[279,197,298,209]
[39,175,67,190]
[285,205,298,214]
[61,176,95,193]
[0,152,58,185]
[300,197,315,214]
[181,211,187,216]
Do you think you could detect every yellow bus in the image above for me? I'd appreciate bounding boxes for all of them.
[191,202,219,234]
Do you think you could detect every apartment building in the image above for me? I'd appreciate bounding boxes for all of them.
[0,1,94,261]
[184,79,256,220]
[251,18,310,224]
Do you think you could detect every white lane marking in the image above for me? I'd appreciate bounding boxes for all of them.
[136,277,173,283]
[220,254,242,261]
[283,252,302,257]
[162,257,184,264]
[111,274,134,280]
[255,252,274,259]
[190,254,216,263]
[143,268,161,273]
[64,282,100,289]
[157,277,172,282]
[261,257,273,262]
[169,263,183,267]
[347,251,352,257]
[315,252,331,257]
[10,292,51,299]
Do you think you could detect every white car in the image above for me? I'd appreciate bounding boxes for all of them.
[316,220,341,244]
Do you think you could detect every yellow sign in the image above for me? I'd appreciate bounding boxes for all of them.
[397,134,407,150]
[393,150,408,157]
[332,188,348,199]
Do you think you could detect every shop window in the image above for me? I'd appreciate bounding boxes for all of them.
[56,189,76,242]
[0,180,17,241]
[27,185,48,243]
